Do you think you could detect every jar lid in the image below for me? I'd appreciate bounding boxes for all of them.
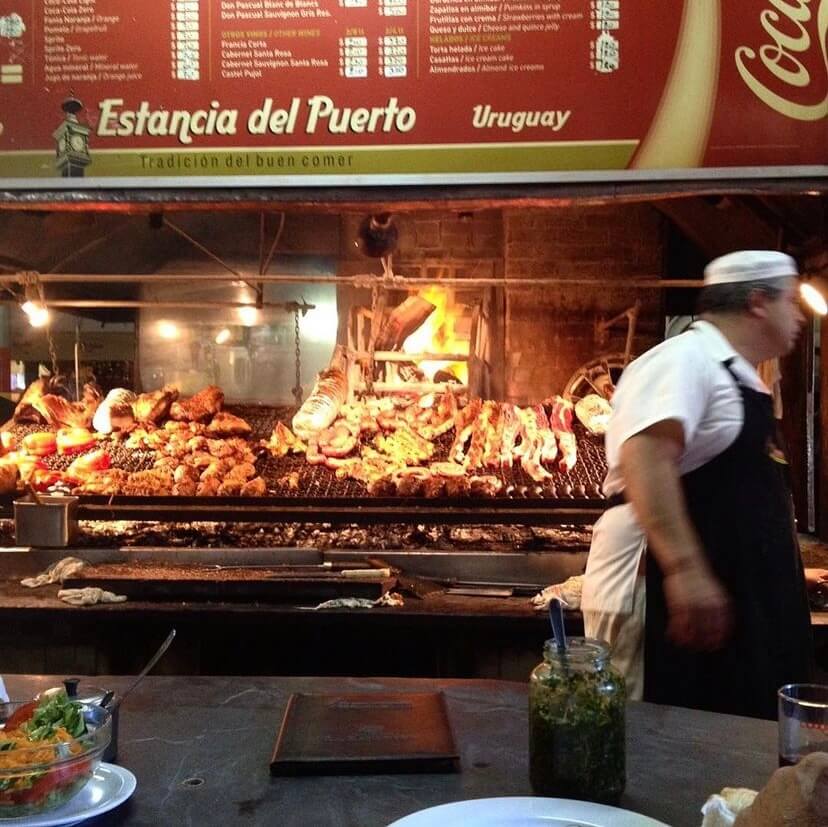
[63,677,109,706]
[543,637,609,663]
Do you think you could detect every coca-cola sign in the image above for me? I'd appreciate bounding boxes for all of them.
[0,0,823,188]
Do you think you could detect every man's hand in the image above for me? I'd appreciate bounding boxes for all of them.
[662,564,733,650]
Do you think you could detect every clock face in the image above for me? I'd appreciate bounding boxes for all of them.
[69,133,86,152]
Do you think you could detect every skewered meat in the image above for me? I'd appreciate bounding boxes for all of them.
[207,411,252,437]
[499,404,521,468]
[534,404,558,465]
[170,385,224,423]
[467,401,497,470]
[549,396,577,472]
[418,390,459,440]
[93,389,136,434]
[291,360,348,440]
[482,403,504,469]
[132,386,178,425]
[516,407,553,483]
[450,399,481,463]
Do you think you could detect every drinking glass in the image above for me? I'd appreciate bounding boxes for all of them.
[778,683,828,766]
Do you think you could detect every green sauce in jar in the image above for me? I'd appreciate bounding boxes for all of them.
[529,637,626,804]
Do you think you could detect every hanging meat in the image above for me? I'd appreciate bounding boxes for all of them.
[291,359,348,441]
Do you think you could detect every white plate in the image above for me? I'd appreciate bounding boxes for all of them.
[0,763,136,827]
[387,796,670,827]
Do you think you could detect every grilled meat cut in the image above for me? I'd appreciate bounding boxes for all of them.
[549,396,577,472]
[170,385,224,422]
[132,386,179,425]
[207,411,252,437]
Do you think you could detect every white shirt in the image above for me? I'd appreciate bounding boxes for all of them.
[581,321,770,614]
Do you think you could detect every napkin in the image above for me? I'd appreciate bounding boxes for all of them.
[701,788,757,826]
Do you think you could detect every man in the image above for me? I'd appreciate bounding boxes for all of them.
[582,249,813,718]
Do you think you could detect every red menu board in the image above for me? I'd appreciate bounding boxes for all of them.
[0,0,825,187]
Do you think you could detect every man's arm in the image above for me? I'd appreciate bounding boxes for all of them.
[619,419,733,650]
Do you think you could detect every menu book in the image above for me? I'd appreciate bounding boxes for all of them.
[270,691,460,775]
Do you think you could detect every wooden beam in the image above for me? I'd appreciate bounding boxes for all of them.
[654,196,778,259]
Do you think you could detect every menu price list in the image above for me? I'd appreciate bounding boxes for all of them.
[426,0,619,77]
[40,0,146,84]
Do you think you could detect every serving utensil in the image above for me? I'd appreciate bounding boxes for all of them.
[548,598,569,663]
[109,628,176,710]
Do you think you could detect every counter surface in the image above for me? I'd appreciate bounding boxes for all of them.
[4,674,776,827]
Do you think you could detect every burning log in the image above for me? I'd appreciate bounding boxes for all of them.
[376,296,436,351]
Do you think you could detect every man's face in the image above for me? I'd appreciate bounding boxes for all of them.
[759,277,806,356]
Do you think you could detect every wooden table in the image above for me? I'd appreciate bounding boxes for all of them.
[4,674,777,827]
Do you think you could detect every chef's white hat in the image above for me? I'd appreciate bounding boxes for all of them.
[704,250,799,286]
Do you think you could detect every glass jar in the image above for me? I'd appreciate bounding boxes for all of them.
[529,637,626,804]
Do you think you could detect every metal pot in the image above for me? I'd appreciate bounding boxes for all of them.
[14,496,78,548]
[62,677,119,763]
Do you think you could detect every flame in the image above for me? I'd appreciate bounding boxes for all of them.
[402,287,469,383]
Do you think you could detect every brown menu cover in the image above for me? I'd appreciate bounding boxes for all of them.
[270,692,460,776]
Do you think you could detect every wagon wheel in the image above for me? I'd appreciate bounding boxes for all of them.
[563,353,629,403]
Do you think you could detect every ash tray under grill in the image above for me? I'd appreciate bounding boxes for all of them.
[14,495,79,548]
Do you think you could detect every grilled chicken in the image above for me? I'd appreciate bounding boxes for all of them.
[34,384,102,430]
[170,385,224,423]
[206,411,252,437]
[132,386,178,425]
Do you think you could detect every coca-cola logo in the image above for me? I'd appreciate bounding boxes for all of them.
[734,0,828,121]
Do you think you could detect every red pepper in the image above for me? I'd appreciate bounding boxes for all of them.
[13,759,91,805]
[2,700,37,731]
[56,428,97,456]
[66,449,111,479]
[22,432,57,457]
[29,469,65,492]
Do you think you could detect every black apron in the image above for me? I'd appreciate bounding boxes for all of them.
[643,359,813,719]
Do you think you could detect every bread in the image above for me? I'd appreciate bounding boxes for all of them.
[734,752,828,827]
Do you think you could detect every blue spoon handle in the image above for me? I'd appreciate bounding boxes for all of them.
[548,598,567,653]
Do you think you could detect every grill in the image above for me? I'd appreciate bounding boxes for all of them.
[1,405,608,525]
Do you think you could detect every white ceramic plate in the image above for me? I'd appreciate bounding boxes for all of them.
[387,796,670,827]
[0,763,136,827]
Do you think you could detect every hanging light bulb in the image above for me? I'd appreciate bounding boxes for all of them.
[215,327,232,345]
[237,305,259,326]
[157,320,179,340]
[800,282,827,316]
[21,300,50,328]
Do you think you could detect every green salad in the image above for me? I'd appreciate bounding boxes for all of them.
[0,691,95,818]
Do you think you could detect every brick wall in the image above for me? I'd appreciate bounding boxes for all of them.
[504,204,665,402]
[336,206,665,401]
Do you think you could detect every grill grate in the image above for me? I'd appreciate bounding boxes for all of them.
[2,406,609,521]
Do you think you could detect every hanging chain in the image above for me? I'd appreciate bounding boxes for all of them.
[292,306,303,406]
